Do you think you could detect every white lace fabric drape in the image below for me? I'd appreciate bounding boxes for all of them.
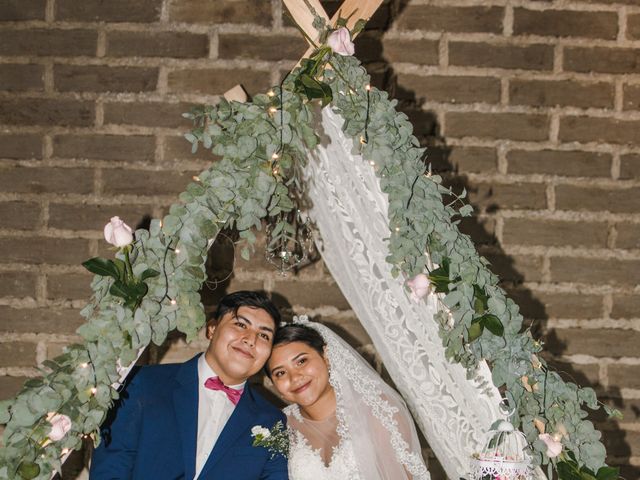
[303,107,506,479]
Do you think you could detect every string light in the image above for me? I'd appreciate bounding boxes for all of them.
[80,363,88,369]
[369,161,375,166]
[267,90,275,97]
[269,107,277,114]
[272,167,279,175]
[395,227,400,232]
[365,84,371,91]
[271,153,279,160]
[170,299,177,305]
[90,387,97,395]
[192,175,200,182]
[174,248,180,254]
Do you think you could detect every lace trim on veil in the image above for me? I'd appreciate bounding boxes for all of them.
[309,322,430,479]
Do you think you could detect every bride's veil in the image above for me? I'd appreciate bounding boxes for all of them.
[299,317,430,479]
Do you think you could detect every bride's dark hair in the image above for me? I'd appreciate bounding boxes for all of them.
[265,323,326,378]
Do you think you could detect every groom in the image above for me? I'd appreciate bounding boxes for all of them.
[90,290,288,479]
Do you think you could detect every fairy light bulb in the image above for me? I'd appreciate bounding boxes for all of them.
[90,387,97,395]
[192,175,200,182]
[369,160,375,166]
[269,107,277,114]
[170,299,177,305]
[267,90,275,97]
[365,84,371,91]
[174,248,181,254]
[80,363,88,369]
[271,153,279,160]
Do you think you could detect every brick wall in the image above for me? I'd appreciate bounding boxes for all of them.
[0,0,639,477]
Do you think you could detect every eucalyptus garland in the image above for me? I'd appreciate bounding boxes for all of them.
[0,28,619,480]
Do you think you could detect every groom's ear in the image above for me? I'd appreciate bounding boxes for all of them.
[205,321,216,340]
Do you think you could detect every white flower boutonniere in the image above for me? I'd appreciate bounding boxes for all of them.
[251,420,289,458]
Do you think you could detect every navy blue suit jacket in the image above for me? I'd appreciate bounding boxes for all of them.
[90,355,288,479]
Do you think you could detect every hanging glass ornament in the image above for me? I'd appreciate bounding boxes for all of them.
[470,418,533,480]
[265,209,316,275]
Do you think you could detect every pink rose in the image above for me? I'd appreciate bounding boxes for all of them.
[327,27,355,56]
[539,433,562,458]
[104,216,133,247]
[47,413,72,441]
[407,274,431,302]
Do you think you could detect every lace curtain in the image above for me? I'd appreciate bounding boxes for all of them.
[303,107,512,479]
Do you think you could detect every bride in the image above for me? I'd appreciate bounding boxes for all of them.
[266,317,430,479]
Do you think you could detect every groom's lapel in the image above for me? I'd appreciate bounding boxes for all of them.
[197,386,258,478]
[173,355,200,480]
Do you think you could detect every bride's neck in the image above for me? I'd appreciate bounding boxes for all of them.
[300,386,337,421]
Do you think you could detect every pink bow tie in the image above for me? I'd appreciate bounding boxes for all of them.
[204,377,243,406]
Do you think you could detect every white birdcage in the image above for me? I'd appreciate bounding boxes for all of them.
[470,419,534,480]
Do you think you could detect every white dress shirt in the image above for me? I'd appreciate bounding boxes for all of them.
[194,355,246,479]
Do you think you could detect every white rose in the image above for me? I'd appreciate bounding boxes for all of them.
[327,27,355,56]
[104,216,134,247]
[47,413,72,441]
[539,433,562,458]
[406,274,431,302]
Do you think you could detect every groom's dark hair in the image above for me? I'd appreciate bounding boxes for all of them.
[209,290,282,329]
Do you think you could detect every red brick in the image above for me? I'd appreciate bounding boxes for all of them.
[0,166,94,194]
[47,272,92,300]
[395,5,503,33]
[0,271,37,298]
[48,203,152,231]
[469,181,547,211]
[616,223,640,250]
[382,38,439,65]
[0,98,94,127]
[449,42,553,71]
[611,295,640,318]
[509,289,603,319]
[104,102,193,129]
[55,0,161,22]
[0,0,45,21]
[107,31,208,58]
[0,64,44,92]
[169,0,272,25]
[396,74,500,104]
[449,147,497,174]
[503,218,607,248]
[0,201,40,230]
[0,306,84,334]
[559,116,640,145]
[546,328,640,357]
[52,134,155,162]
[0,236,90,265]
[0,376,28,401]
[167,68,270,96]
[556,185,640,214]
[0,134,42,159]
[510,79,614,109]
[458,216,496,245]
[620,154,640,180]
[513,9,617,40]
[550,257,640,286]
[55,65,158,93]
[609,365,640,390]
[622,84,640,111]
[544,359,601,390]
[629,14,640,40]
[482,251,544,283]
[273,280,351,310]
[103,168,196,196]
[0,29,97,57]
[565,47,640,74]
[603,431,640,461]
[446,112,549,141]
[219,34,305,61]
[0,342,36,367]
[507,150,611,177]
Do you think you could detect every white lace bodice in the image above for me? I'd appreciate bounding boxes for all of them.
[287,428,362,480]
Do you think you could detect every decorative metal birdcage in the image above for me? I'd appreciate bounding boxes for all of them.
[470,419,534,480]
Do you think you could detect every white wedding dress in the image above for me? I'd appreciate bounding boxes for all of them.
[281,319,430,480]
[285,405,362,480]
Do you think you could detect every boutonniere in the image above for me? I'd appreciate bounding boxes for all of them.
[251,421,289,458]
